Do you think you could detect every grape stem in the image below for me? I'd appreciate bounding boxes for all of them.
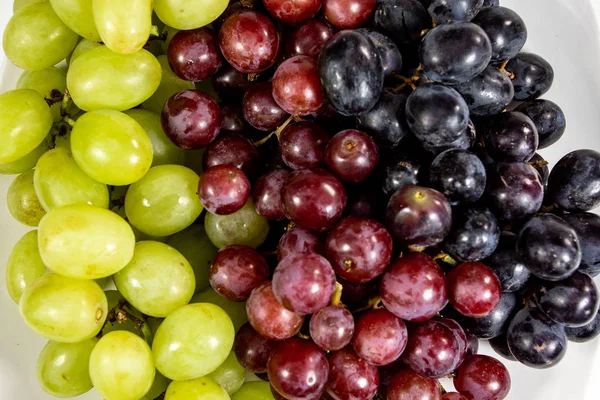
[253,114,295,146]
[353,296,383,313]
[392,65,423,92]
[44,89,64,107]
[150,25,160,37]
[433,251,458,266]
[498,60,515,79]
[330,282,344,306]
[102,300,154,343]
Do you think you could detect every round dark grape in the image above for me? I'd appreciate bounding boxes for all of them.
[421,122,476,157]
[212,65,253,102]
[318,30,384,116]
[381,252,447,322]
[283,20,334,60]
[253,168,289,220]
[220,104,248,134]
[515,99,566,149]
[454,355,511,400]
[272,55,325,116]
[529,152,549,187]
[447,262,502,318]
[436,317,469,366]
[357,90,410,148]
[373,0,432,45]
[444,207,500,261]
[565,309,600,343]
[198,165,250,215]
[279,121,329,170]
[505,52,554,101]
[387,370,442,400]
[428,0,484,23]
[517,213,581,281]
[420,22,492,84]
[489,332,516,361]
[381,153,424,197]
[507,307,567,369]
[326,347,379,400]
[352,309,408,366]
[386,185,453,249]
[443,393,468,400]
[482,0,499,6]
[243,82,290,132]
[485,232,531,292]
[323,0,376,28]
[277,226,325,262]
[430,149,486,205]
[234,322,279,373]
[310,305,355,351]
[547,149,600,212]
[561,212,600,277]
[357,28,403,78]
[454,65,514,117]
[344,188,383,219]
[482,111,539,162]
[168,27,223,82]
[202,132,260,176]
[263,0,321,24]
[472,6,527,61]
[325,129,379,183]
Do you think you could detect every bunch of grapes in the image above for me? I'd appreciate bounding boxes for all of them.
[2,0,600,399]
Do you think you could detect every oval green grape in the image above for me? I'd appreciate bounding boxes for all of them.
[5,230,47,304]
[232,382,276,400]
[165,376,230,400]
[19,273,108,342]
[205,199,270,249]
[3,1,79,71]
[67,46,161,111]
[191,288,248,331]
[152,303,234,381]
[49,0,101,41]
[125,165,203,237]
[142,55,195,114]
[154,0,228,30]
[71,109,154,185]
[37,338,97,398]
[34,147,110,211]
[69,39,103,64]
[0,139,49,175]
[89,331,155,400]
[17,67,66,122]
[7,171,46,226]
[0,89,53,164]
[208,351,245,395]
[13,0,44,12]
[38,203,135,279]
[93,0,152,54]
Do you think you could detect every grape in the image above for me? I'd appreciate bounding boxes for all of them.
[489,333,515,361]
[483,0,499,7]
[283,20,334,60]
[234,322,278,373]
[168,225,219,293]
[279,121,328,170]
[507,307,567,368]
[547,149,600,211]
[243,82,290,132]
[0,89,52,165]
[49,0,101,41]
[219,10,280,74]
[454,355,511,400]
[268,338,329,400]
[213,65,253,102]
[310,305,355,351]
[473,6,527,61]
[381,252,447,322]
[373,0,431,44]
[7,171,45,226]
[429,149,487,205]
[352,309,408,366]
[38,204,135,279]
[264,0,321,24]
[142,372,170,400]
[325,129,379,183]
[253,168,290,220]
[3,1,79,70]
[466,331,479,357]
[447,262,501,318]
[205,199,270,248]
[381,145,427,196]
[454,66,514,117]
[444,207,500,261]
[125,165,203,237]
[142,55,197,114]
[191,288,248,331]
[168,27,223,81]
[565,309,600,343]
[272,56,325,116]
[246,281,304,340]
[485,232,531,292]
[165,376,229,399]
[358,91,409,149]
[89,331,155,400]
[207,351,245,395]
[67,46,161,111]
[277,226,325,262]
[428,0,484,23]
[281,169,347,232]
[327,346,379,400]
[436,317,469,366]
[220,104,249,133]
[0,140,48,175]
[70,39,103,64]
[515,99,566,149]
[5,231,46,304]
[199,165,251,215]
[232,381,276,400]
[209,245,269,301]
[357,28,403,78]
[93,0,152,54]
[319,30,384,116]
[14,0,44,12]
[37,338,96,398]
[443,393,468,400]
[422,123,476,156]
[19,273,107,342]
[154,0,227,29]
[420,22,492,84]
[517,214,581,281]
[153,303,234,380]
[505,52,554,101]
[386,370,442,400]
[17,67,67,122]
[482,111,538,162]
[325,217,392,283]
[561,212,600,277]
[385,186,452,249]
[202,132,259,176]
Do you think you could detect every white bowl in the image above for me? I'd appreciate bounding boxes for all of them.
[2,1,600,399]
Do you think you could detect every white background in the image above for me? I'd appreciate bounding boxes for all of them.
[2,0,600,399]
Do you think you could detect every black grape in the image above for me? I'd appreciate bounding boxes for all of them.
[421,122,476,157]
[481,111,538,162]
[515,99,566,149]
[505,52,554,101]
[472,6,527,61]
[444,207,500,261]
[565,309,600,343]
[482,0,499,7]
[373,0,432,45]
[485,232,531,292]
[357,90,410,148]
[427,0,484,24]
[489,332,516,361]
[529,153,549,188]
[454,66,514,117]
[430,149,486,205]
[561,212,600,277]
[357,28,403,78]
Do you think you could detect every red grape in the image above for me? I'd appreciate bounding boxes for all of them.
[352,308,408,366]
[387,370,442,400]
[323,0,376,29]
[212,65,253,101]
[277,226,325,262]
[442,393,468,400]
[309,305,354,351]
[281,169,347,232]
[209,245,269,301]
[435,317,468,367]
[202,132,260,176]
[234,322,278,373]
[268,338,329,400]
[272,253,337,314]
[263,0,322,25]
[280,121,329,170]
[219,10,280,73]
[453,355,511,400]
[247,281,305,340]
[253,168,290,220]
[168,27,223,81]
[220,104,248,133]
[380,252,448,322]
[243,82,290,131]
[324,129,379,183]
[198,165,250,215]
[466,331,479,357]
[272,55,326,115]
[326,347,380,400]
[325,216,392,283]
[162,90,221,149]
[447,262,502,318]
[283,20,335,60]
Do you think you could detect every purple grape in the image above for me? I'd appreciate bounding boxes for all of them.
[234,322,278,373]
[327,347,380,400]
[352,309,408,366]
[253,168,290,220]
[309,305,355,351]
[277,226,325,262]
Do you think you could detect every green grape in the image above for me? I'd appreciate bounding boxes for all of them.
[191,288,248,331]
[125,109,186,167]
[67,46,161,111]
[13,0,44,12]
[160,25,179,54]
[19,273,108,342]
[142,55,195,114]
[89,331,155,400]
[232,382,276,400]
[114,241,196,318]
[167,224,217,293]
[5,230,47,304]
[142,371,170,400]
[93,0,152,54]
[49,0,101,41]
[70,110,154,186]
[208,351,245,395]
[0,89,53,164]
[36,338,97,398]
[69,39,102,64]
[34,147,110,211]
[17,67,66,122]
[125,165,203,237]
[205,199,270,249]
[165,376,230,400]
[0,139,49,175]
[7,171,46,226]
[38,203,135,279]
[152,303,234,381]
[154,0,228,30]
[185,148,205,176]
[3,1,79,71]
